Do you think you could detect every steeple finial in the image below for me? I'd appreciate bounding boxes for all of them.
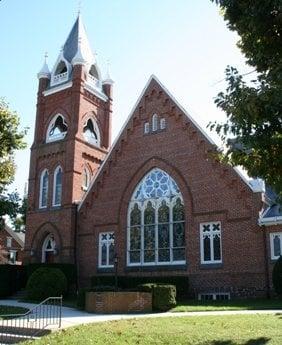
[38,52,51,79]
[77,0,82,16]
[72,36,87,66]
[103,59,114,85]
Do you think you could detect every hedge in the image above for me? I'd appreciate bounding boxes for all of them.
[26,267,68,301]
[91,275,189,297]
[0,265,27,298]
[27,263,76,285]
[138,283,177,311]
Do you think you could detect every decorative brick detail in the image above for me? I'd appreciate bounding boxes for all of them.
[85,292,152,313]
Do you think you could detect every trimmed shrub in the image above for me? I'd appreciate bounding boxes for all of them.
[26,267,67,301]
[27,263,76,286]
[273,256,282,296]
[91,275,189,297]
[0,265,27,298]
[138,283,176,311]
[153,285,176,311]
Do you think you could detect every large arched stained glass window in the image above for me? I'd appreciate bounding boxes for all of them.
[127,168,185,266]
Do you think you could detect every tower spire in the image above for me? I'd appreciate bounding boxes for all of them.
[37,52,50,79]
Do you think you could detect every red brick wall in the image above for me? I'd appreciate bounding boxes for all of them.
[78,78,267,297]
[24,64,112,263]
[0,228,24,265]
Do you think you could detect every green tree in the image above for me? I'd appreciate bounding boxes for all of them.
[210,1,282,200]
[0,98,26,228]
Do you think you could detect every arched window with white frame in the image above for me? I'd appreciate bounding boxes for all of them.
[42,234,56,263]
[39,169,49,209]
[152,114,158,132]
[83,118,100,146]
[127,168,186,266]
[82,166,91,191]
[53,166,63,206]
[46,115,68,143]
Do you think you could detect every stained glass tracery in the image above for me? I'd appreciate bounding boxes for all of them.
[128,168,185,266]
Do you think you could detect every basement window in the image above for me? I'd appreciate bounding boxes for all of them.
[198,293,230,301]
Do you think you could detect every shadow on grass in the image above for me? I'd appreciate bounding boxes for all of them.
[203,337,270,345]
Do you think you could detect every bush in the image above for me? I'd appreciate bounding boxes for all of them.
[0,265,26,298]
[26,267,68,301]
[138,283,176,311]
[91,275,189,297]
[27,264,76,286]
[153,285,176,311]
[273,256,282,295]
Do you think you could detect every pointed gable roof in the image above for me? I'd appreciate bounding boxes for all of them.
[63,14,94,65]
[78,75,257,210]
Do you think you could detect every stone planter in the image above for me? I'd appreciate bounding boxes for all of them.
[85,291,152,313]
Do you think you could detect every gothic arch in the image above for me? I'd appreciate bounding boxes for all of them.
[30,222,62,261]
[118,156,194,222]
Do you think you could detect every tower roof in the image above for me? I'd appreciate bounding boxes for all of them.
[63,14,94,65]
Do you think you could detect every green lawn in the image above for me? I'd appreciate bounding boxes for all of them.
[0,305,29,319]
[171,298,282,312]
[23,314,282,345]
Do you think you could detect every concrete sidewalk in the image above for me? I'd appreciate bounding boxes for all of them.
[1,299,281,330]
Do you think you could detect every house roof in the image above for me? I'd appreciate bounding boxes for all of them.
[3,224,25,248]
[79,75,261,211]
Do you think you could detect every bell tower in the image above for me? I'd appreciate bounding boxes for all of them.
[24,14,113,264]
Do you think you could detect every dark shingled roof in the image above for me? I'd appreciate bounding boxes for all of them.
[63,14,94,64]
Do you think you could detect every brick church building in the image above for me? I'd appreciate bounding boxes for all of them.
[24,15,282,299]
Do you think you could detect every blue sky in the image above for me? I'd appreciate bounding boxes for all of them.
[0,0,251,197]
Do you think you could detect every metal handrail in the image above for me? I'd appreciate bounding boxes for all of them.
[0,296,62,344]
[0,296,62,318]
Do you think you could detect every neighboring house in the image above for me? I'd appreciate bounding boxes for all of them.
[24,14,282,299]
[0,223,25,265]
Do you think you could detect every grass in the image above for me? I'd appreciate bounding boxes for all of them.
[171,298,282,312]
[23,314,282,345]
[0,305,29,319]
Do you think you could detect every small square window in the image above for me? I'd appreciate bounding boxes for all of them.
[144,122,150,134]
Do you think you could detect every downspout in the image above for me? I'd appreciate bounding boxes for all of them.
[73,202,79,293]
[262,225,270,298]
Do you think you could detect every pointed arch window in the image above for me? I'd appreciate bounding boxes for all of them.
[82,166,91,191]
[152,114,158,132]
[127,168,186,266]
[39,169,49,209]
[88,64,100,88]
[83,118,100,146]
[53,166,63,206]
[51,58,69,86]
[46,115,68,143]
[42,234,56,263]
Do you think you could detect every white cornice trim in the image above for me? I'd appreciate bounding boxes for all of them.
[84,82,108,102]
[43,82,73,96]
[258,216,282,226]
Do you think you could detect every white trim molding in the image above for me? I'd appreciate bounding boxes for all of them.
[270,232,282,260]
[43,82,73,97]
[98,232,115,268]
[200,221,222,265]
[52,165,63,207]
[39,169,49,209]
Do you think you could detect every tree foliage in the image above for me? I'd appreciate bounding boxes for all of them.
[0,98,26,227]
[210,1,282,199]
